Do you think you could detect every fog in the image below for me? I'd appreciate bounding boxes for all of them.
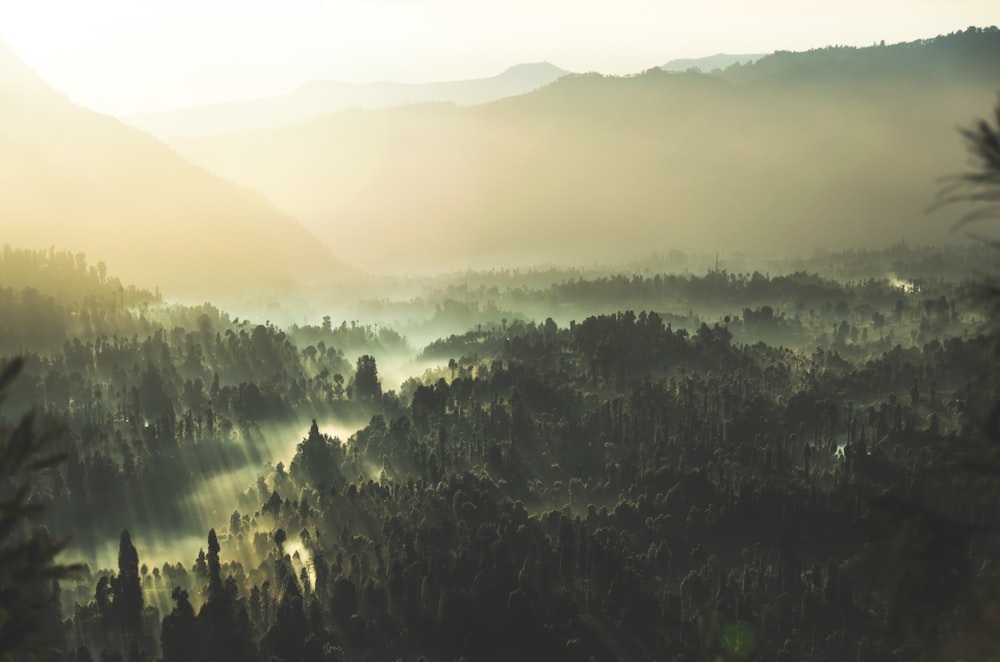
[4,27,1000,661]
[5,34,999,302]
[127,63,570,139]
[0,41,351,304]
[165,66,993,275]
[63,413,367,570]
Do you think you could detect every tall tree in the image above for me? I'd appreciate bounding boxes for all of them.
[161,587,196,662]
[196,531,253,662]
[353,354,382,402]
[206,529,222,599]
[114,529,144,637]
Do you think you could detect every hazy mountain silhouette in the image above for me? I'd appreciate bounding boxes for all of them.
[127,62,570,139]
[161,28,1000,274]
[718,26,1000,86]
[661,53,766,72]
[0,42,351,301]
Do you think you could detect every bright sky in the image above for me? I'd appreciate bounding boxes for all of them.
[0,0,996,116]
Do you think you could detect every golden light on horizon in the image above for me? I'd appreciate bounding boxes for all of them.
[1,0,996,115]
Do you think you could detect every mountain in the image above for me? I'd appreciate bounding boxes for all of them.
[718,26,1000,86]
[161,28,1000,274]
[126,62,570,139]
[0,42,350,302]
[661,53,766,72]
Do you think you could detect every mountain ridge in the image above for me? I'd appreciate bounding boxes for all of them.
[127,62,570,139]
[165,28,1000,274]
[661,53,767,72]
[0,43,353,302]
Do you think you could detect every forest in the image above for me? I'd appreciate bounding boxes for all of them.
[2,232,999,661]
[3,18,1000,662]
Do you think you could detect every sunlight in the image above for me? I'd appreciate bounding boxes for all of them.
[283,540,315,590]
[3,6,999,659]
[889,276,916,293]
[3,0,996,114]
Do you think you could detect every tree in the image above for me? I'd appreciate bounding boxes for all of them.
[871,311,886,340]
[932,94,1000,429]
[206,529,222,598]
[291,420,342,488]
[875,92,1000,651]
[930,95,1000,227]
[161,587,197,662]
[195,532,253,662]
[352,354,382,402]
[0,357,81,655]
[263,491,283,529]
[265,574,305,662]
[114,529,144,636]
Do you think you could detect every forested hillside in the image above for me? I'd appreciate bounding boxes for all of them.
[2,243,998,660]
[0,43,350,302]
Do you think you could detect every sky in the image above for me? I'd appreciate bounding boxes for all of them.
[0,0,996,116]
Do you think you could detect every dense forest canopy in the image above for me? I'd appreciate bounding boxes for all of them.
[0,236,997,660]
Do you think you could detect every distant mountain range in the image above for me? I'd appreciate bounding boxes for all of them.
[0,41,351,301]
[127,62,570,139]
[661,53,766,72]
[5,28,999,283]
[162,27,1000,274]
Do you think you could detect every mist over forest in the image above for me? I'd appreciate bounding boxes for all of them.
[164,29,1000,273]
[2,23,1000,662]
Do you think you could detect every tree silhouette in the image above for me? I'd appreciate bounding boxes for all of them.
[113,529,143,636]
[206,528,222,598]
[868,92,1000,656]
[352,354,382,402]
[195,530,253,662]
[930,95,1000,227]
[161,587,196,662]
[0,357,80,654]
[933,94,1000,433]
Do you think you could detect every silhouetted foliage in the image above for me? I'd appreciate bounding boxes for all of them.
[930,94,1000,227]
[0,357,80,655]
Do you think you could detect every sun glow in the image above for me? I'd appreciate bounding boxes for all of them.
[2,0,997,115]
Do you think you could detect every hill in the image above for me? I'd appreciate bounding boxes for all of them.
[164,28,1000,274]
[661,53,766,72]
[126,62,570,139]
[719,26,1000,85]
[0,42,351,302]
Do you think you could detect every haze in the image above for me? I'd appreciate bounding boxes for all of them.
[0,0,995,115]
[4,1,1000,657]
[161,36,1000,274]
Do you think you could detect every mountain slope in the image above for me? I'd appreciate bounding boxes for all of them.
[661,53,766,72]
[127,62,570,139]
[165,29,1000,274]
[720,26,1000,86]
[0,42,350,301]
